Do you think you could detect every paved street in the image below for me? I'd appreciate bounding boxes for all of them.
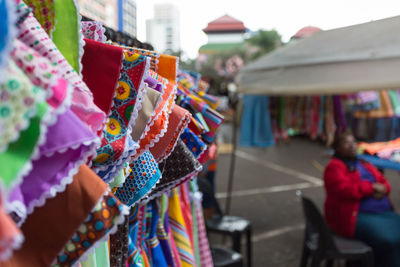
[211,129,400,267]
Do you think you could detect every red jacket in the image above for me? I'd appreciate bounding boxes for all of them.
[323,158,391,237]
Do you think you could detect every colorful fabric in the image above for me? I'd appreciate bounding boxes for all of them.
[52,0,80,73]
[0,61,45,153]
[8,108,99,220]
[55,191,128,267]
[180,128,207,159]
[24,0,55,35]
[2,165,108,267]
[81,21,107,43]
[80,242,111,267]
[168,188,196,267]
[128,205,144,267]
[146,140,202,201]
[158,54,179,83]
[15,1,31,26]
[131,86,162,142]
[18,13,106,134]
[150,104,192,162]
[115,151,161,206]
[147,201,168,267]
[0,0,17,84]
[92,51,149,182]
[114,44,160,72]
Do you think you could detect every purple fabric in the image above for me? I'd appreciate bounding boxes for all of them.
[333,95,347,133]
[8,108,97,218]
[145,76,163,93]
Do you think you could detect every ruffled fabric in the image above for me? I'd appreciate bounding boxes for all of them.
[81,21,107,43]
[0,0,17,84]
[24,0,55,35]
[0,64,48,193]
[54,191,129,267]
[0,61,45,153]
[8,108,99,221]
[145,140,202,202]
[131,85,162,142]
[115,151,161,207]
[52,0,80,73]
[180,128,207,159]
[92,51,149,182]
[113,44,160,72]
[17,12,106,134]
[0,193,23,262]
[1,165,109,267]
[150,104,192,162]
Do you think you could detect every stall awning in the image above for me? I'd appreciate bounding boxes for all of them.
[236,16,400,95]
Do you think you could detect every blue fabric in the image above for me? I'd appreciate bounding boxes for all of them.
[240,95,275,147]
[358,154,400,171]
[0,0,12,72]
[356,162,391,213]
[355,211,400,267]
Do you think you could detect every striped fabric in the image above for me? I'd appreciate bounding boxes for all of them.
[168,189,197,267]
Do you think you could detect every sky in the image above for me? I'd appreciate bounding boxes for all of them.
[136,0,400,59]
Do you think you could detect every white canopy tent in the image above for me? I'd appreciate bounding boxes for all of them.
[236,16,400,95]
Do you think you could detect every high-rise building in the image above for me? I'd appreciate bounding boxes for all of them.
[118,0,137,37]
[77,0,118,29]
[146,4,180,53]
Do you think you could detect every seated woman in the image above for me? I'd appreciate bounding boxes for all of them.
[324,133,400,267]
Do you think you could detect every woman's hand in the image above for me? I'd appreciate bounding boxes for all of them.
[372,183,387,199]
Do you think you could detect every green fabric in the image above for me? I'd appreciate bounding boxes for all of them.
[95,241,111,267]
[190,180,201,266]
[81,253,96,267]
[52,0,80,72]
[109,169,125,188]
[0,102,47,189]
[388,90,400,116]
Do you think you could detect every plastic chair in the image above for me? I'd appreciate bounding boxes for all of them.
[198,178,252,267]
[298,192,374,267]
[211,246,244,267]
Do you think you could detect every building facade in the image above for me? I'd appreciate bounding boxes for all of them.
[118,0,137,37]
[77,0,118,29]
[146,4,180,53]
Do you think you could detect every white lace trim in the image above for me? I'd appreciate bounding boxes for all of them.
[0,0,17,84]
[68,200,130,267]
[0,232,24,262]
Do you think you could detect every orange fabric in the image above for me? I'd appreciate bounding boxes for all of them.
[359,137,400,155]
[158,54,178,83]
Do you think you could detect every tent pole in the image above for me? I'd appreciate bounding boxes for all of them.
[225,97,238,215]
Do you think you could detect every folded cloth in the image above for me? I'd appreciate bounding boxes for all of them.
[8,108,99,222]
[144,140,202,202]
[92,51,149,183]
[54,191,129,267]
[1,165,108,267]
[180,128,207,159]
[17,12,106,134]
[24,0,55,35]
[158,54,179,83]
[150,104,192,162]
[115,151,161,206]
[112,44,160,73]
[131,85,162,142]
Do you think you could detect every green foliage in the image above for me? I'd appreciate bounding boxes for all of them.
[246,29,282,60]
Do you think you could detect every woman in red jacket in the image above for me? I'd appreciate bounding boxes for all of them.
[324,133,400,267]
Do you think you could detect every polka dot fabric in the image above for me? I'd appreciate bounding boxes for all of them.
[24,0,55,35]
[54,191,127,267]
[115,151,161,206]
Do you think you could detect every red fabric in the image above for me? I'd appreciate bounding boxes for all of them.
[81,39,123,114]
[323,158,391,237]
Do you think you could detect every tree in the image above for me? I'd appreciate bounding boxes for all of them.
[246,29,282,60]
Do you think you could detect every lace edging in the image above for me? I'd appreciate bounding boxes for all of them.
[0,232,24,262]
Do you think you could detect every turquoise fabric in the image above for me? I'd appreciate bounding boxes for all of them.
[355,211,400,267]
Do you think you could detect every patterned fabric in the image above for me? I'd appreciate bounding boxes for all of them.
[52,0,80,73]
[110,213,129,267]
[55,191,128,267]
[15,1,31,26]
[2,165,108,266]
[180,128,207,159]
[92,51,149,182]
[0,0,17,84]
[146,140,202,202]
[8,108,99,220]
[18,13,106,134]
[81,21,107,43]
[80,241,111,267]
[147,201,168,267]
[150,104,192,162]
[114,44,160,72]
[0,61,45,153]
[169,188,196,267]
[128,205,143,267]
[115,151,161,206]
[24,0,55,35]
